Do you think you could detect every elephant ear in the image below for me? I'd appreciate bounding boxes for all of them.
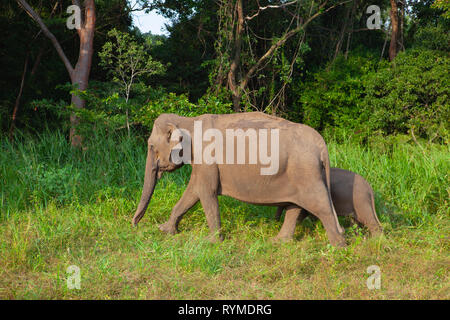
[167,122,181,142]
[167,122,190,165]
[167,122,187,147]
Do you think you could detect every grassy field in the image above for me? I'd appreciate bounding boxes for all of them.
[0,130,448,299]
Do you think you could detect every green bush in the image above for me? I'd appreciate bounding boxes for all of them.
[361,49,449,142]
[292,49,449,143]
[291,53,378,131]
[413,24,450,51]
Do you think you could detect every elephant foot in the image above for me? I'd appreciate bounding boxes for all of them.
[369,225,383,237]
[329,235,347,248]
[158,222,177,235]
[271,235,293,243]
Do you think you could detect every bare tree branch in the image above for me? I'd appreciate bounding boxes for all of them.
[16,0,74,78]
[245,0,299,21]
[240,0,350,91]
[9,53,29,141]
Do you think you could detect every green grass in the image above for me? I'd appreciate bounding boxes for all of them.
[0,130,448,299]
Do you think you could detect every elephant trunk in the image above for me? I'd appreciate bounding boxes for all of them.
[132,146,159,226]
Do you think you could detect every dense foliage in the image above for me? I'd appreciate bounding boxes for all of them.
[1,0,448,143]
[292,49,449,142]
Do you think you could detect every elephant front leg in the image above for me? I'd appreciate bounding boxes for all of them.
[159,182,199,235]
[200,194,224,243]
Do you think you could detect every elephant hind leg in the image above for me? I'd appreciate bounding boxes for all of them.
[297,184,346,247]
[199,193,224,243]
[354,192,383,236]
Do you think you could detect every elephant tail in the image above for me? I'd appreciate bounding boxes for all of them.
[369,186,383,234]
[320,148,332,196]
[320,148,344,235]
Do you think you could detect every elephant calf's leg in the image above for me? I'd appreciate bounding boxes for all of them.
[275,206,308,223]
[275,207,284,221]
[353,196,383,236]
[273,206,301,242]
[159,183,199,235]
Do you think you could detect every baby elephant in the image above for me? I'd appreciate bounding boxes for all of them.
[276,168,382,235]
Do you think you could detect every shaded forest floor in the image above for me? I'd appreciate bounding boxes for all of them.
[0,131,448,299]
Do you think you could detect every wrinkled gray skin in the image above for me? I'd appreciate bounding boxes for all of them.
[132,112,346,247]
[275,168,383,237]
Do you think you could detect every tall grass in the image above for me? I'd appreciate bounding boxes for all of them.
[0,130,448,299]
[0,130,148,214]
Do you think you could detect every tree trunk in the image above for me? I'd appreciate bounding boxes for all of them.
[9,54,29,141]
[9,47,46,140]
[399,0,405,51]
[227,0,244,112]
[344,0,357,59]
[231,94,242,112]
[389,0,399,61]
[30,47,45,76]
[69,0,96,147]
[332,3,352,63]
[380,23,390,60]
[16,0,96,147]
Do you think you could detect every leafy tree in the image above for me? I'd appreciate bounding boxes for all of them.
[361,49,449,142]
[292,48,449,143]
[432,0,450,18]
[1,0,132,138]
[212,0,351,112]
[136,0,220,101]
[99,28,165,134]
[16,0,96,147]
[292,52,378,131]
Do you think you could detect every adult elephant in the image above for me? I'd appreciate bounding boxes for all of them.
[132,112,346,247]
